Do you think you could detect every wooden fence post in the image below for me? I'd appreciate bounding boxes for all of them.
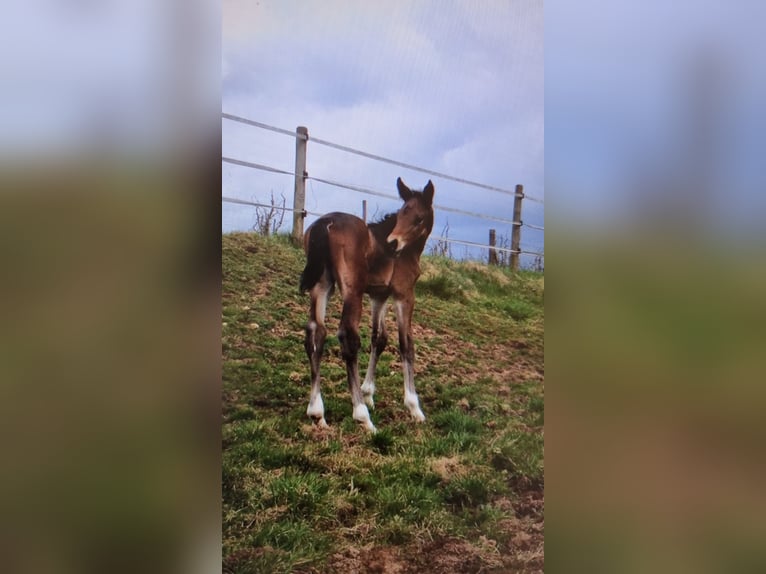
[510,184,523,271]
[362,200,367,222]
[488,229,498,265]
[292,126,308,242]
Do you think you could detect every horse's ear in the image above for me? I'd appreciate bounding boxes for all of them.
[423,180,434,205]
[397,177,413,201]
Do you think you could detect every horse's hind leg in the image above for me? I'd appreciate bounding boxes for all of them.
[305,273,332,428]
[395,296,426,422]
[362,298,388,409]
[338,291,375,433]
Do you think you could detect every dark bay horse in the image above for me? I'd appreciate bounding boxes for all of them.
[299,177,435,432]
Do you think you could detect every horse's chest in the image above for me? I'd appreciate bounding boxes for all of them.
[367,258,395,290]
[366,258,420,299]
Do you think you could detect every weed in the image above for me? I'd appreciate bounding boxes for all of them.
[222,232,544,571]
[432,408,484,434]
[416,274,465,300]
[444,475,495,508]
[369,427,395,455]
[490,430,544,483]
[266,471,331,519]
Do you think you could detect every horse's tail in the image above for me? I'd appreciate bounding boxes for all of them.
[299,222,331,293]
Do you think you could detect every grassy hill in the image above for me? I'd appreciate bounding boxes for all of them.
[222,232,544,573]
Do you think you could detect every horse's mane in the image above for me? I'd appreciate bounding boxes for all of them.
[365,213,397,257]
[367,212,397,244]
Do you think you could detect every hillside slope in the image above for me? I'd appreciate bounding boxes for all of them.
[222,232,544,573]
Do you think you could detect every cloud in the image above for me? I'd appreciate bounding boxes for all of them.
[222,1,544,257]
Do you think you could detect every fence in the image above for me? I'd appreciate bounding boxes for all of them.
[222,113,544,269]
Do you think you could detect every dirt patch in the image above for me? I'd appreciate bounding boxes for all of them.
[223,546,285,574]
[508,471,544,508]
[483,343,544,379]
[326,545,407,574]
[410,537,504,573]
[513,487,544,520]
[493,496,515,513]
[327,538,509,574]
[320,523,544,574]
[429,456,468,483]
[301,423,334,441]
[410,323,439,340]
[500,482,545,573]
[491,362,545,386]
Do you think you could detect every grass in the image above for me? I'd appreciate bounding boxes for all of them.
[222,232,544,573]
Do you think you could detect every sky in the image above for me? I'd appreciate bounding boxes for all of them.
[221,0,544,263]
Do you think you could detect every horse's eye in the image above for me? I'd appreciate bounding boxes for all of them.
[415,217,424,225]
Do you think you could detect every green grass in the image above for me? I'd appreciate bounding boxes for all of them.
[222,232,544,573]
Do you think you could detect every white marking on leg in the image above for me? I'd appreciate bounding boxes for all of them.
[362,300,387,409]
[315,283,330,325]
[362,360,377,409]
[394,300,405,323]
[307,391,327,427]
[402,355,425,421]
[308,320,317,353]
[307,392,324,417]
[404,388,425,422]
[353,403,376,433]
[395,300,425,422]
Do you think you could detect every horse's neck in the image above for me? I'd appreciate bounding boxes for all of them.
[366,233,425,262]
[367,229,384,258]
[407,238,428,261]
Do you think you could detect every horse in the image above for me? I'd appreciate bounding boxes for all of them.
[299,177,435,432]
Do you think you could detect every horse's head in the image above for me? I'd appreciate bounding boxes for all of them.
[386,177,435,253]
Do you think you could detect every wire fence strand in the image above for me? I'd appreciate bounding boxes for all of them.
[222,113,307,140]
[222,157,545,231]
[222,196,323,217]
[222,156,294,176]
[428,236,544,257]
[222,113,544,204]
[308,174,532,227]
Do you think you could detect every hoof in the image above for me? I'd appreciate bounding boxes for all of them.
[353,404,376,433]
[410,409,426,423]
[307,395,325,420]
[360,420,377,433]
[404,392,425,422]
[310,416,329,429]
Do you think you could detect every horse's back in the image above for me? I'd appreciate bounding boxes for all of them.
[306,212,367,248]
[312,212,366,231]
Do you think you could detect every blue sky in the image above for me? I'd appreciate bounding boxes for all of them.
[222,0,544,262]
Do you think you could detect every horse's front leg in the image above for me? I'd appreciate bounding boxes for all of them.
[394,297,425,422]
[361,298,388,409]
[339,293,376,433]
